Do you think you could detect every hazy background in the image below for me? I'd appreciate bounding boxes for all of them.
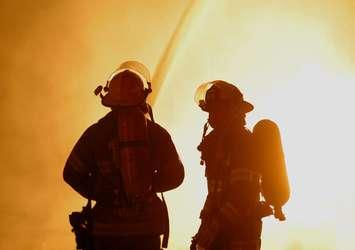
[1,1,355,249]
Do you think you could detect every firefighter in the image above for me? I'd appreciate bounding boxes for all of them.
[64,61,184,250]
[192,80,289,250]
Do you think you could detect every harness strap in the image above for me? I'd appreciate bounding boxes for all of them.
[160,192,169,248]
[149,106,170,248]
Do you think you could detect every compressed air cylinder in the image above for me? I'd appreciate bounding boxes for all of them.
[252,119,290,208]
[115,107,152,199]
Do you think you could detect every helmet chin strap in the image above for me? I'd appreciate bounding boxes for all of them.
[198,121,210,166]
[202,121,209,138]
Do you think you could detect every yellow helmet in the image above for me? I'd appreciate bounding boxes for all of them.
[194,80,254,113]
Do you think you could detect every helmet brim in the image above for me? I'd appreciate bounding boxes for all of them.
[195,81,254,113]
[243,101,254,113]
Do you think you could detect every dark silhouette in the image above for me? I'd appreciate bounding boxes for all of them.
[191,81,290,250]
[64,61,184,250]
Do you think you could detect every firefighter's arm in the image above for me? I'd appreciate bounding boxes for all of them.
[63,127,96,198]
[196,195,241,248]
[195,217,221,249]
[213,171,272,226]
[197,174,266,248]
[194,190,223,249]
[151,128,184,192]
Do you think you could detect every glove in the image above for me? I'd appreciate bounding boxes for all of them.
[190,235,197,250]
[196,244,206,250]
[257,201,273,218]
[274,206,286,221]
[195,219,220,249]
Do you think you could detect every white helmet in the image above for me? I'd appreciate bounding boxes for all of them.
[95,61,152,107]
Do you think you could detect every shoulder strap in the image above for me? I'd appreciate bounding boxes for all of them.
[83,171,94,250]
[160,192,170,248]
[148,104,170,248]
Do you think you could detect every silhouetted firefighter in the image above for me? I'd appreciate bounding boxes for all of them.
[64,61,184,250]
[191,81,290,250]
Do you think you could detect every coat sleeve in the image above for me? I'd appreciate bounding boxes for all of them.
[150,124,185,193]
[196,135,264,248]
[63,126,96,198]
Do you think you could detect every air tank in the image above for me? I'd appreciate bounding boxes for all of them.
[114,107,152,200]
[253,119,290,209]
